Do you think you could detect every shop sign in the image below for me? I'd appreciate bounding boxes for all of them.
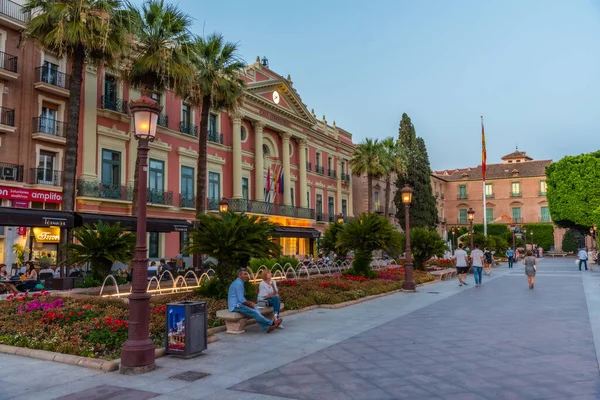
[43,217,67,227]
[0,186,62,204]
[13,200,29,208]
[33,227,61,243]
[173,224,188,232]
[17,227,27,237]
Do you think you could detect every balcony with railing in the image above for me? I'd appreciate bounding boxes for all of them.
[77,179,133,201]
[539,216,552,223]
[341,172,350,182]
[180,121,198,137]
[485,192,495,199]
[179,194,195,208]
[0,51,18,80]
[228,198,315,220]
[512,217,524,224]
[328,169,336,178]
[0,106,15,131]
[457,193,468,200]
[315,165,324,174]
[157,113,168,128]
[207,198,220,211]
[306,162,312,171]
[30,168,62,186]
[208,130,223,144]
[100,96,128,114]
[0,0,31,27]
[31,117,67,144]
[147,188,174,206]
[539,191,547,196]
[511,192,522,198]
[35,67,71,96]
[0,162,24,182]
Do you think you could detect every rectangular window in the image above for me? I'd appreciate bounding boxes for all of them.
[458,185,467,199]
[328,157,332,171]
[459,209,468,224]
[208,172,220,200]
[512,207,522,222]
[150,92,161,103]
[342,199,347,217]
[180,231,189,256]
[540,180,547,195]
[181,166,194,206]
[104,74,117,104]
[182,104,191,126]
[209,114,217,134]
[486,208,494,223]
[242,177,249,200]
[291,187,295,207]
[541,206,551,222]
[512,182,521,196]
[374,191,380,211]
[306,191,310,208]
[148,232,159,258]
[316,194,322,215]
[37,150,56,185]
[40,104,58,135]
[42,61,59,85]
[485,183,493,198]
[316,152,321,168]
[328,196,334,220]
[101,149,121,188]
[341,161,345,175]
[148,159,164,192]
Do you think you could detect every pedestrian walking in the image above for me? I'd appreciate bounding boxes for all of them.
[470,244,485,287]
[506,247,515,268]
[453,243,469,287]
[484,248,493,276]
[523,250,537,289]
[578,247,589,271]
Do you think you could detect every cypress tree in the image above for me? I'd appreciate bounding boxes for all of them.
[394,113,439,229]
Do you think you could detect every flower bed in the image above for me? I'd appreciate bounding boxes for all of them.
[425,258,454,271]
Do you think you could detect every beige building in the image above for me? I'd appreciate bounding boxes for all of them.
[352,175,399,229]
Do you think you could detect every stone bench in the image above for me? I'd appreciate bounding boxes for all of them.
[216,303,285,334]
[547,252,568,257]
[429,268,456,281]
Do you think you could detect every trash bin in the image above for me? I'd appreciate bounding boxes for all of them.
[166,301,207,358]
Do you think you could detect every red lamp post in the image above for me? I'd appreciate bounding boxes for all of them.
[401,185,416,291]
[120,95,161,374]
[467,208,475,249]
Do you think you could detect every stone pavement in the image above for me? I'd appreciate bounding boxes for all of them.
[1,258,600,399]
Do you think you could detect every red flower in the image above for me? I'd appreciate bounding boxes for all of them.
[77,312,83,316]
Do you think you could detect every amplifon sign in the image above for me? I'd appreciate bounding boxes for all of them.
[0,186,62,204]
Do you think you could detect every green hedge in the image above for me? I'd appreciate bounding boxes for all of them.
[522,223,555,251]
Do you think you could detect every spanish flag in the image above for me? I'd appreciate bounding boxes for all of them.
[481,116,486,180]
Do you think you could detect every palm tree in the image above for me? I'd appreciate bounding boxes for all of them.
[24,0,128,213]
[349,138,384,214]
[123,0,194,215]
[62,221,136,279]
[186,211,281,286]
[380,137,407,218]
[188,33,246,214]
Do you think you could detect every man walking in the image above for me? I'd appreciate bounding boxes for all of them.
[506,247,515,268]
[471,244,485,287]
[578,247,589,271]
[453,243,469,286]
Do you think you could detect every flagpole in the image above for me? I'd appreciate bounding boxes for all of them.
[482,116,488,237]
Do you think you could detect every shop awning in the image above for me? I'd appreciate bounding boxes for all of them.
[274,226,321,239]
[75,213,192,233]
[0,207,74,227]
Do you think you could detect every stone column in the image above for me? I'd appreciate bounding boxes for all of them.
[81,66,98,180]
[280,132,292,206]
[298,139,308,208]
[253,121,265,201]
[232,113,243,199]
[337,157,343,215]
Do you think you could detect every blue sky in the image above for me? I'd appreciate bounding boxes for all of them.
[163,0,600,170]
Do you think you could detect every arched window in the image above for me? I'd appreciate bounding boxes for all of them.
[263,144,270,156]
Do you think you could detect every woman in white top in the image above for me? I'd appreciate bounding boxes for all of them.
[257,271,283,326]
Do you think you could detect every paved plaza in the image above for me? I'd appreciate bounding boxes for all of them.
[1,258,600,399]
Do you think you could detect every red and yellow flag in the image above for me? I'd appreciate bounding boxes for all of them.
[481,116,487,180]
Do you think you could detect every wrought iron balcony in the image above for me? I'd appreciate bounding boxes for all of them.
[315,166,324,174]
[101,96,128,114]
[157,113,168,128]
[147,188,174,206]
[180,194,195,208]
[208,130,223,144]
[77,179,133,201]
[512,217,524,224]
[207,198,220,211]
[511,192,522,198]
[485,193,495,199]
[0,0,31,23]
[33,117,66,137]
[457,194,468,200]
[0,162,23,182]
[539,191,547,196]
[306,162,311,171]
[227,198,315,219]
[30,168,62,186]
[341,172,350,182]
[35,67,71,90]
[180,121,198,137]
[328,169,336,178]
[316,212,330,222]
[0,51,17,72]
[0,106,14,126]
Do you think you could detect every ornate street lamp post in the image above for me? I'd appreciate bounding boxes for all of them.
[590,226,597,250]
[467,208,475,250]
[337,213,344,224]
[522,227,527,250]
[219,197,229,213]
[510,224,516,249]
[401,185,416,291]
[451,227,456,253]
[120,95,161,374]
[531,230,534,248]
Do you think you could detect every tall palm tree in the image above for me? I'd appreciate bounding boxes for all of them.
[188,33,246,215]
[380,137,407,218]
[350,138,384,214]
[123,0,194,215]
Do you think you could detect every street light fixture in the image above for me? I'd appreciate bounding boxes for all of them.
[401,185,415,291]
[530,230,534,247]
[510,224,516,249]
[120,95,161,374]
[337,213,344,224]
[467,208,475,250]
[451,227,456,253]
[219,198,229,213]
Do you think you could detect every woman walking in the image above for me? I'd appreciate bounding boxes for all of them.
[523,250,537,289]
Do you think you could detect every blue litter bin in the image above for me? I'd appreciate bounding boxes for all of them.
[166,301,207,358]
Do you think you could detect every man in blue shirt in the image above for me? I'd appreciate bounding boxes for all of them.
[506,247,515,268]
[578,247,589,271]
[228,268,282,333]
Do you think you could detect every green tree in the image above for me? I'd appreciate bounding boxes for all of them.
[186,211,281,287]
[318,222,349,261]
[562,229,578,253]
[394,114,438,228]
[546,151,600,230]
[337,213,403,277]
[380,137,407,218]
[406,228,447,270]
[350,138,384,214]
[124,0,194,216]
[24,0,128,261]
[522,223,555,251]
[188,34,246,214]
[62,221,136,279]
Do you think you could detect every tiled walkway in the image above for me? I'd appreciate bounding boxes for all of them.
[1,258,600,399]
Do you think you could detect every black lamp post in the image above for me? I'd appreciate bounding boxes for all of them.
[120,95,161,374]
[401,185,415,291]
[510,224,516,249]
[467,208,475,249]
[522,227,527,250]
